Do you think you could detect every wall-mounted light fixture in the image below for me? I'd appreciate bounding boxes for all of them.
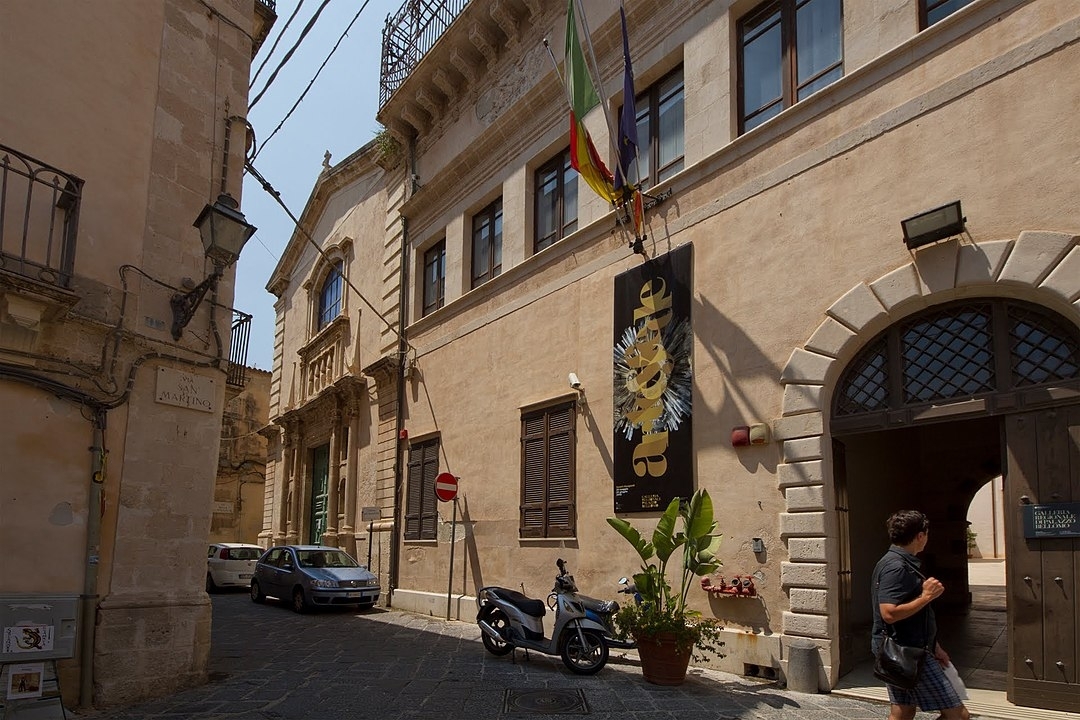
[901,200,965,250]
[170,193,256,339]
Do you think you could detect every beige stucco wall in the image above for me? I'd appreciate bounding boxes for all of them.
[1,0,261,708]
[261,0,1080,691]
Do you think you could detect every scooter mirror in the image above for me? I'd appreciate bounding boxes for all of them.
[618,577,628,585]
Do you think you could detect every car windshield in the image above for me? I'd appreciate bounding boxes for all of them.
[297,550,359,569]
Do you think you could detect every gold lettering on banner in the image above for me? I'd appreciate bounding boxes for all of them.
[623,279,674,477]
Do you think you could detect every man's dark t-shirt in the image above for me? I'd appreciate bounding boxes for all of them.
[871,546,936,655]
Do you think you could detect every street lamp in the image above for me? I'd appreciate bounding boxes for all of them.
[170,193,256,340]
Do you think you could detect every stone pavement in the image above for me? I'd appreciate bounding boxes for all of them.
[72,592,937,720]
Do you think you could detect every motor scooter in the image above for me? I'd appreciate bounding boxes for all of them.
[476,559,614,674]
[554,561,637,651]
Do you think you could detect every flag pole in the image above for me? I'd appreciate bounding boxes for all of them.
[542,37,634,237]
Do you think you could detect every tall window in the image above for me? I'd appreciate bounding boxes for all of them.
[520,402,576,538]
[738,0,843,134]
[535,149,578,253]
[625,67,684,190]
[405,437,439,541]
[422,240,445,317]
[471,198,503,288]
[317,260,344,330]
[920,0,974,28]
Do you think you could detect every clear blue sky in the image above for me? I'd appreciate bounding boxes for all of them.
[237,0,399,370]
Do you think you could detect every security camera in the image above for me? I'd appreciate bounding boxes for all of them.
[568,373,582,390]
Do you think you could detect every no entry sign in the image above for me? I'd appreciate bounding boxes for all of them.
[434,472,458,502]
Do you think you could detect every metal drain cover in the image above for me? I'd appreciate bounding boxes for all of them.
[503,688,589,714]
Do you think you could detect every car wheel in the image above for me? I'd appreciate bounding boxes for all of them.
[206,574,218,594]
[292,587,309,614]
[250,579,265,604]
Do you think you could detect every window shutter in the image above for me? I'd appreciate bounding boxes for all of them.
[404,444,423,540]
[421,440,439,540]
[520,403,576,538]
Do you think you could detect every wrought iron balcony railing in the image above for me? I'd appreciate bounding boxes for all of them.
[0,143,82,289]
[380,0,470,107]
[228,309,252,388]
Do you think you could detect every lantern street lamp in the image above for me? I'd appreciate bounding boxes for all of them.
[170,193,256,340]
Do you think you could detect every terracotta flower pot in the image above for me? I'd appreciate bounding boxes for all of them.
[636,631,693,685]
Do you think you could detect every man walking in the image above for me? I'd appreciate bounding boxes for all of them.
[871,510,969,720]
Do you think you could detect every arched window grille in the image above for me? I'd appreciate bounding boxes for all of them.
[834,300,1080,422]
[317,260,344,331]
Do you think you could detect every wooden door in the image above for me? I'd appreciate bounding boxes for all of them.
[1003,407,1080,712]
[833,439,856,675]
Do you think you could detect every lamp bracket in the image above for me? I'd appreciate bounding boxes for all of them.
[170,268,221,340]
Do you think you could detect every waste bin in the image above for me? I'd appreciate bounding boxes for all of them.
[786,638,820,694]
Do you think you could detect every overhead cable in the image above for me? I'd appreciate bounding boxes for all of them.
[248,0,333,110]
[250,0,308,90]
[253,0,372,161]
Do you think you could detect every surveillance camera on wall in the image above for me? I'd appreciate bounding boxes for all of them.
[568,373,582,390]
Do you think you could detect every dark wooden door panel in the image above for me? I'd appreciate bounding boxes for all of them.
[1004,407,1080,712]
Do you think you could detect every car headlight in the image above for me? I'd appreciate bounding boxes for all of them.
[311,579,338,589]
[366,579,379,587]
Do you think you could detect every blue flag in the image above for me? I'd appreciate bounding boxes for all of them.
[614,4,637,192]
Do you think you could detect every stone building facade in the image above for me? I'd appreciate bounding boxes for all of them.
[212,367,271,545]
[0,0,273,709]
[264,0,1079,712]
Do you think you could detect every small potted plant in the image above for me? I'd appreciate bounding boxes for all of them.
[607,488,724,685]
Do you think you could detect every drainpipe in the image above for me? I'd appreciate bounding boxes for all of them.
[389,212,409,605]
[79,408,106,709]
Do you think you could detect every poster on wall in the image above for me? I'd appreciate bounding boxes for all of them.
[612,243,694,513]
[6,662,44,700]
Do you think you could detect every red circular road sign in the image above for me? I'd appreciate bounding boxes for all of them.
[434,472,458,502]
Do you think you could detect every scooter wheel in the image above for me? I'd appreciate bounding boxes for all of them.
[561,629,609,675]
[480,608,514,656]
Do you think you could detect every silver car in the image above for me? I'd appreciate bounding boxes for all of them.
[250,545,380,613]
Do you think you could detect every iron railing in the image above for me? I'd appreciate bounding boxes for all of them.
[228,309,252,388]
[380,0,470,107]
[0,143,82,289]
[256,0,276,13]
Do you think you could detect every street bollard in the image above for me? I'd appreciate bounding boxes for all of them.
[786,639,821,694]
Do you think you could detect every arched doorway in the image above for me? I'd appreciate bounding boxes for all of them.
[831,298,1079,711]
[775,232,1079,713]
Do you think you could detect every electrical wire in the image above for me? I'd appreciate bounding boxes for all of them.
[250,0,307,90]
[244,159,412,350]
[252,0,372,161]
[248,0,333,110]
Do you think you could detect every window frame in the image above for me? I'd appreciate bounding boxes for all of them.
[422,240,446,317]
[737,0,844,135]
[316,260,344,331]
[534,149,578,254]
[626,65,685,190]
[919,0,974,29]
[471,198,503,289]
[519,401,577,539]
[405,437,440,541]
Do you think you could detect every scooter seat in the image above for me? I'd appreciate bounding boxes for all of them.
[487,587,546,618]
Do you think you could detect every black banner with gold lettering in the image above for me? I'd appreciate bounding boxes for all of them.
[612,244,693,512]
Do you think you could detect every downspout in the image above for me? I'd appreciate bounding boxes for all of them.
[389,212,409,605]
[79,408,106,709]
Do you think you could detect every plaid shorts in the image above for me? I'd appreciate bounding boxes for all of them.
[886,655,963,711]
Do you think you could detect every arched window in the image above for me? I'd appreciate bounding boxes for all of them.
[317,260,343,331]
[834,300,1080,422]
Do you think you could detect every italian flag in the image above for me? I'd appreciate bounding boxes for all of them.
[565,0,617,204]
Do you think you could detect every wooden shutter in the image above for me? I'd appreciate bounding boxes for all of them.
[520,403,576,538]
[405,437,440,541]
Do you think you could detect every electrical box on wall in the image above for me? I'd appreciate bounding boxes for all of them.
[0,595,79,663]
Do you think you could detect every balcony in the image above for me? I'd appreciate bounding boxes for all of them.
[227,309,252,389]
[0,143,82,291]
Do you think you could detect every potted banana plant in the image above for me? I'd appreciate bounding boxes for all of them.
[607,488,725,685]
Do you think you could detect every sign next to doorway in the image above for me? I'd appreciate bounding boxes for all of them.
[1022,502,1080,539]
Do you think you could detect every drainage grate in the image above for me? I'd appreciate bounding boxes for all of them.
[503,688,589,714]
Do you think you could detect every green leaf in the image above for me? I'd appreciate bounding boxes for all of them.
[607,516,654,562]
[651,497,682,562]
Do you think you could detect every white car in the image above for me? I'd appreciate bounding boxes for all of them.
[207,543,264,592]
